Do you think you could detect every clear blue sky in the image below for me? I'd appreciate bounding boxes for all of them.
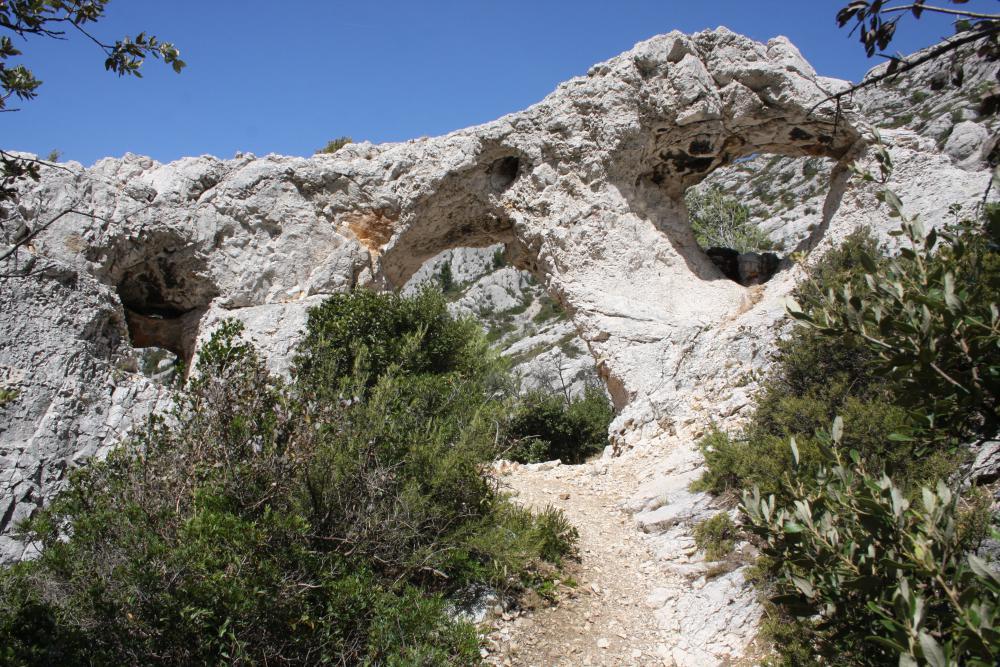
[6,1,994,165]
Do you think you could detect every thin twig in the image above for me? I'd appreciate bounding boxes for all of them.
[881,4,1000,21]
[0,149,74,174]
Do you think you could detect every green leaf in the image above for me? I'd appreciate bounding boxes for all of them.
[882,189,904,216]
[918,631,946,667]
[944,272,960,311]
[831,416,844,445]
[867,635,908,654]
[860,252,879,274]
[968,554,1000,586]
[792,576,815,597]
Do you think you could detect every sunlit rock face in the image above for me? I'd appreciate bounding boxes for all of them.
[0,27,991,565]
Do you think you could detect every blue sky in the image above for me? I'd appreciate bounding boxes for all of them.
[6,1,994,165]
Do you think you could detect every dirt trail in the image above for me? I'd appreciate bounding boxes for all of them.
[483,456,679,667]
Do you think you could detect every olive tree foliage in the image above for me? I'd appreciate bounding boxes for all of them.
[838,1,999,59]
[0,0,183,272]
[788,134,1000,441]
[728,127,1000,663]
[743,421,1000,667]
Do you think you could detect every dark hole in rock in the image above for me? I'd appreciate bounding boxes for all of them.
[789,127,812,141]
[986,137,1000,167]
[666,151,715,174]
[980,93,1000,117]
[688,139,714,155]
[489,156,521,191]
[115,257,214,366]
[706,247,780,285]
[952,65,965,87]
[705,247,740,282]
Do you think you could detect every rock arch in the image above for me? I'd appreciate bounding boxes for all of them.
[352,30,863,421]
[1,29,877,558]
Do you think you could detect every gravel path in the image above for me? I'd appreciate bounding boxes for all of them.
[484,458,676,666]
[481,444,763,667]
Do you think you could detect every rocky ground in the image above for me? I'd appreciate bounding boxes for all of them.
[480,438,761,667]
[406,244,600,398]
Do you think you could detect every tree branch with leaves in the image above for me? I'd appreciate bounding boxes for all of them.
[0,0,184,269]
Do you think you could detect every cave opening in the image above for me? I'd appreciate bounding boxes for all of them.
[114,246,218,378]
[488,156,521,192]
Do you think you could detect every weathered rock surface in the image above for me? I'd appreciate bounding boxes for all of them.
[1,26,997,663]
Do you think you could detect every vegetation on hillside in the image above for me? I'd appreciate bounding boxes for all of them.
[698,168,1000,663]
[316,136,353,154]
[505,385,613,464]
[685,186,777,253]
[0,290,588,665]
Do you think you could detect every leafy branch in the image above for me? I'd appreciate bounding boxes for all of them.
[0,0,184,205]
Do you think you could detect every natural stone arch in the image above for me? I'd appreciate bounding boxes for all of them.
[344,30,864,420]
[6,25,996,568]
[1,29,888,560]
[377,146,529,288]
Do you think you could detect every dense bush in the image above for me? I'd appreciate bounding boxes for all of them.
[685,186,776,253]
[743,423,999,666]
[791,208,1000,442]
[0,292,577,665]
[504,385,613,464]
[695,229,928,499]
[295,289,500,396]
[692,512,737,561]
[316,136,353,154]
[698,194,999,664]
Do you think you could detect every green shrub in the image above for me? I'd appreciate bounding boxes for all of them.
[0,294,577,664]
[505,385,613,464]
[294,288,502,399]
[0,388,17,407]
[693,512,736,561]
[790,209,1000,442]
[724,187,1000,664]
[685,186,776,253]
[695,229,929,498]
[743,426,1000,666]
[315,136,352,154]
[492,247,506,270]
[695,181,1000,665]
[438,260,456,294]
[532,295,565,324]
[801,157,823,179]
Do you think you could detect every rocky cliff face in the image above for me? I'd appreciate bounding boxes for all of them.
[0,27,994,609]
